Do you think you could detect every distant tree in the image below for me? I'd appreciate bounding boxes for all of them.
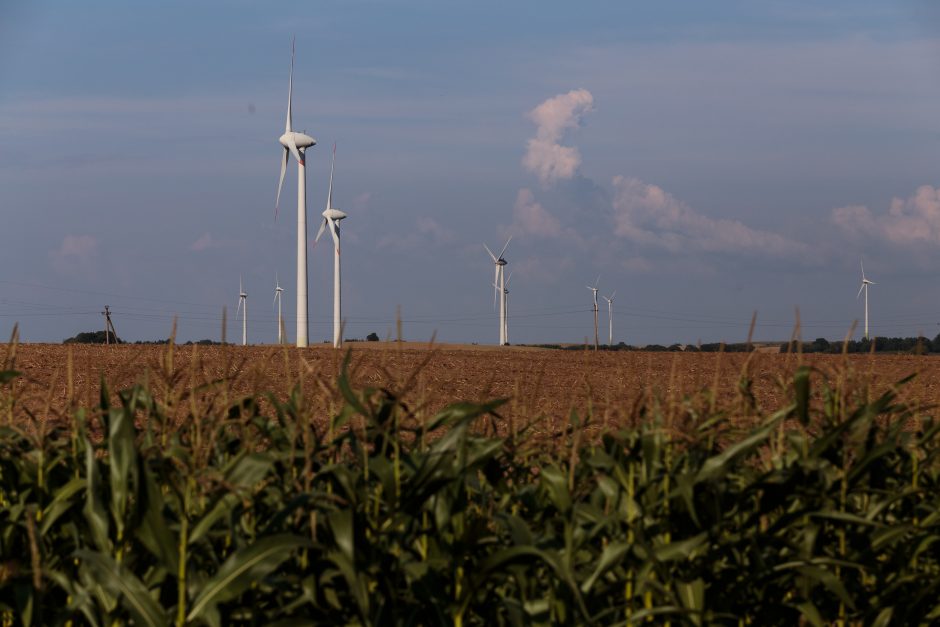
[812,338,830,353]
[366,332,380,342]
[64,330,122,344]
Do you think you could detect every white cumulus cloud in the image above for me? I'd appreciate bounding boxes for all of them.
[832,185,940,245]
[522,89,594,184]
[611,176,805,256]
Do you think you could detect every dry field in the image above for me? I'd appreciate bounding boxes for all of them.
[5,341,940,442]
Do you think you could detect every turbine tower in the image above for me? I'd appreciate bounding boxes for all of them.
[857,259,875,340]
[484,237,512,346]
[274,37,317,348]
[587,276,599,351]
[492,272,512,346]
[236,277,248,346]
[603,291,616,346]
[274,274,285,344]
[315,143,347,349]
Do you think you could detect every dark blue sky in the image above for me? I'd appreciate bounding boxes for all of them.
[2,1,940,345]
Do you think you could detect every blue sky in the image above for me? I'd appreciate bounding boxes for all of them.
[2,1,940,345]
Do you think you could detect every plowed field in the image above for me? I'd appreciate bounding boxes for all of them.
[5,342,940,442]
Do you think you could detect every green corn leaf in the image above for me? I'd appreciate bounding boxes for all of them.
[83,433,110,553]
[676,578,705,625]
[40,477,85,535]
[793,365,812,426]
[581,541,631,593]
[186,534,311,622]
[75,550,166,627]
[107,404,138,544]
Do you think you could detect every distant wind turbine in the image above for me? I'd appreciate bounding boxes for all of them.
[315,143,347,348]
[587,276,599,351]
[484,237,512,346]
[274,37,317,348]
[603,291,616,346]
[857,259,875,340]
[236,277,248,346]
[274,274,285,344]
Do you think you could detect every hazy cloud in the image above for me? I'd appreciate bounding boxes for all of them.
[522,89,594,184]
[832,185,940,245]
[50,234,98,274]
[508,188,563,238]
[190,233,219,252]
[378,216,455,251]
[611,176,805,256]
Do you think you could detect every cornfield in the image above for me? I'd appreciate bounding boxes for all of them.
[1,336,940,625]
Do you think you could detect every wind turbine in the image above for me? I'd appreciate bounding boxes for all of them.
[492,272,512,346]
[236,277,248,346]
[315,143,347,349]
[484,237,512,346]
[857,259,875,340]
[603,291,616,346]
[274,37,317,348]
[587,276,599,351]
[273,274,285,344]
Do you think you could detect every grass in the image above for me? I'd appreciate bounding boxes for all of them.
[1,326,940,625]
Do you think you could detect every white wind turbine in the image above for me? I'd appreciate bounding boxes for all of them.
[314,143,347,348]
[857,259,875,340]
[603,291,616,346]
[587,276,599,351]
[236,277,248,346]
[274,37,317,348]
[492,272,512,346]
[273,274,285,344]
[484,237,512,346]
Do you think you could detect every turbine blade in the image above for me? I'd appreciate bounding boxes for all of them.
[286,135,302,165]
[497,235,512,260]
[505,271,512,286]
[314,218,327,244]
[860,258,865,280]
[326,142,336,210]
[483,243,497,262]
[286,37,294,133]
[593,274,600,288]
[610,290,616,300]
[275,147,288,219]
[493,266,499,309]
[329,220,340,250]
[857,283,864,299]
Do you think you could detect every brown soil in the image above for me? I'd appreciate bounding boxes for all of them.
[4,343,939,443]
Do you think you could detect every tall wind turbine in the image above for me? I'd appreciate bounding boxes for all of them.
[236,277,248,346]
[274,37,317,348]
[315,143,347,349]
[603,291,616,346]
[493,272,512,346]
[273,274,285,344]
[484,237,512,346]
[587,276,599,351]
[857,259,875,340]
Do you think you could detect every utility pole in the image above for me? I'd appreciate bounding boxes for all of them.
[101,305,117,345]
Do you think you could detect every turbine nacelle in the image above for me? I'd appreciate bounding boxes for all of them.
[322,207,347,222]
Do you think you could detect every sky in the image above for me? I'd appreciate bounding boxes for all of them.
[2,1,940,346]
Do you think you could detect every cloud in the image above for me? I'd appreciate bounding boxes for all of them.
[522,89,594,184]
[832,185,940,245]
[190,233,219,252]
[508,188,563,238]
[50,234,98,274]
[611,176,805,256]
[378,217,455,251]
